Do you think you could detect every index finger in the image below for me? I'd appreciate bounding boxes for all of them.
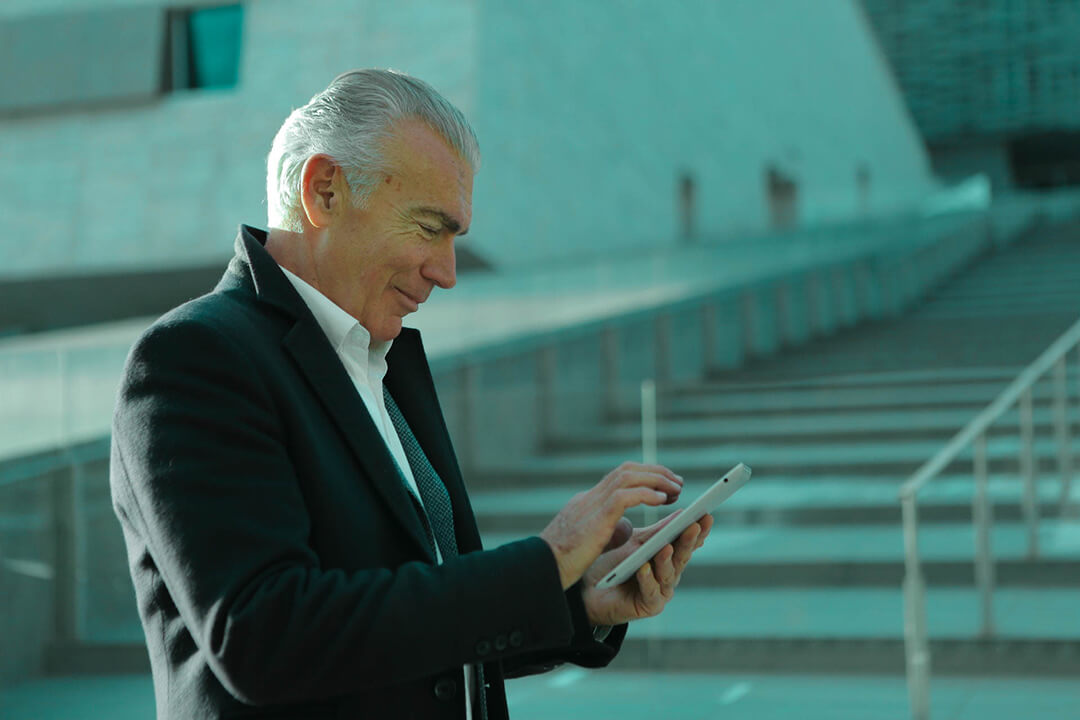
[612,462,683,487]
[637,463,684,486]
[605,468,683,498]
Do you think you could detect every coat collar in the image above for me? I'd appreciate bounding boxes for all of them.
[218,225,481,558]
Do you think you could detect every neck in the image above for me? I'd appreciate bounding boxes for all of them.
[266,227,321,290]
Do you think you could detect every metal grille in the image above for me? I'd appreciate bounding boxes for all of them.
[862,0,1080,142]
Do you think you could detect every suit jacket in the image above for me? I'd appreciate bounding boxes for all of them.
[109,225,626,720]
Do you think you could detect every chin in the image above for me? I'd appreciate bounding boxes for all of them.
[374,320,404,342]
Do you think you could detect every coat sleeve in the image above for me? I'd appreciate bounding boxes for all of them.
[500,581,627,679]
[110,313,577,706]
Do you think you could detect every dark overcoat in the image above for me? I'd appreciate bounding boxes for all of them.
[110,225,625,719]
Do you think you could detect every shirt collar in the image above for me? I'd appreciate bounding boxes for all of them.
[278,265,393,365]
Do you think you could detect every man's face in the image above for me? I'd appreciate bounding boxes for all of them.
[315,118,472,342]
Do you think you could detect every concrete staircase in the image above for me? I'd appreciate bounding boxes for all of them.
[34,221,1080,683]
[471,220,1080,676]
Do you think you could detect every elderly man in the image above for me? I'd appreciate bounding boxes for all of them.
[110,68,713,719]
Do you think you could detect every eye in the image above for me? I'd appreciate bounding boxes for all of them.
[417,224,439,237]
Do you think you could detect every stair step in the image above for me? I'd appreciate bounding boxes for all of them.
[685,366,1027,392]
[477,501,1069,530]
[656,382,1066,415]
[44,635,1080,679]
[475,437,1080,487]
[608,636,1080,675]
[480,520,1080,585]
[550,408,1074,450]
[625,587,1080,640]
[471,476,1079,523]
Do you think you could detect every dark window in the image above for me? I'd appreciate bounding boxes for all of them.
[677,171,696,242]
[766,166,798,231]
[164,4,243,92]
[856,164,871,216]
[1026,52,1039,99]
[1009,132,1080,189]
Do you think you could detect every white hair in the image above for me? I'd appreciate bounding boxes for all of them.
[266,68,481,231]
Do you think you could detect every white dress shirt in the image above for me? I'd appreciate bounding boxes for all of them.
[279,267,478,717]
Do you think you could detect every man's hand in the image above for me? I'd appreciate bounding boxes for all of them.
[539,462,683,590]
[580,512,714,626]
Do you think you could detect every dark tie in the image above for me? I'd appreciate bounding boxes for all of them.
[383,388,488,719]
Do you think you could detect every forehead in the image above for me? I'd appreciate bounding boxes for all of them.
[382,118,473,225]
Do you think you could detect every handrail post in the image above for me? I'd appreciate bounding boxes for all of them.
[458,364,478,475]
[973,432,995,637]
[702,301,718,373]
[640,379,660,660]
[901,492,931,720]
[640,379,659,527]
[1054,357,1072,508]
[641,378,658,470]
[537,345,557,445]
[602,326,620,421]
[1019,388,1039,559]
[1070,344,1080,508]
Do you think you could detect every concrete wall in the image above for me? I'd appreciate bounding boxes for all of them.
[0,0,478,281]
[471,0,937,267]
[0,0,934,283]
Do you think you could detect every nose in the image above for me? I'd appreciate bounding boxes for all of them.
[422,236,457,290]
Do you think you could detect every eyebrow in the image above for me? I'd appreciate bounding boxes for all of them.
[411,206,468,236]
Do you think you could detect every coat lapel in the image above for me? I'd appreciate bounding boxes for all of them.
[229,226,436,561]
[282,323,436,561]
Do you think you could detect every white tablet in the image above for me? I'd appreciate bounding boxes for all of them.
[594,463,751,590]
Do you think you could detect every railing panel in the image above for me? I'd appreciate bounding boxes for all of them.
[0,472,55,687]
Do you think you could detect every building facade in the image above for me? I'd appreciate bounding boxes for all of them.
[863,0,1080,189]
[0,0,935,330]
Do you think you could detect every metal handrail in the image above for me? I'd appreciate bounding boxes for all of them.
[899,315,1080,720]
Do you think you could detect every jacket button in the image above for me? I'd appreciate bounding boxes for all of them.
[476,640,491,656]
[494,634,508,651]
[509,630,524,648]
[434,677,458,701]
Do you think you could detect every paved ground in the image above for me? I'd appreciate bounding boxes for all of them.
[4,670,1080,720]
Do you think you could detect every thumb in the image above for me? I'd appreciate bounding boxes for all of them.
[635,509,683,543]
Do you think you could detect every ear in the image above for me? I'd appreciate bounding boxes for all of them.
[299,154,345,229]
